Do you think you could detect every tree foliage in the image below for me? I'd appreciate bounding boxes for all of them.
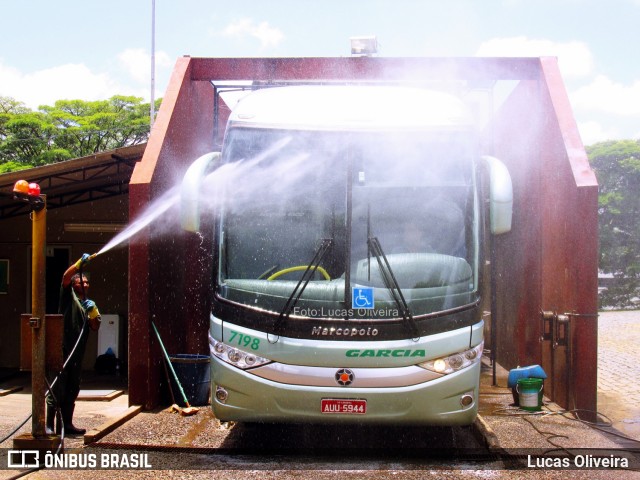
[0,95,159,169]
[588,139,640,308]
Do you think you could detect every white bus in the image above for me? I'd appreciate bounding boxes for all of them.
[181,85,512,425]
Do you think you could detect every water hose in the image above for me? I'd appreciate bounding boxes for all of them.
[1,255,101,450]
[151,321,199,416]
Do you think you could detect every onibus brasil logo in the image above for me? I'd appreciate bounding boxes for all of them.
[6,450,152,469]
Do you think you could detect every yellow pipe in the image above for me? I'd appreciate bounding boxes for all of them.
[267,265,331,281]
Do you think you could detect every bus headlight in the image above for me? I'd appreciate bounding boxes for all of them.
[210,339,271,370]
[418,342,483,375]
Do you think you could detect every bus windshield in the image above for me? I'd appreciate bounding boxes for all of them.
[216,127,479,320]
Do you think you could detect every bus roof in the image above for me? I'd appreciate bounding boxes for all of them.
[227,85,475,131]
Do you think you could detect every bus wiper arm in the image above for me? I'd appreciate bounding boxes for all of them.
[270,238,334,341]
[367,236,420,340]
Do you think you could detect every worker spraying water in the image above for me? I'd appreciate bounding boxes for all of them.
[46,252,102,436]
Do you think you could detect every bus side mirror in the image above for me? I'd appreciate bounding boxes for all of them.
[181,152,221,232]
[483,155,513,235]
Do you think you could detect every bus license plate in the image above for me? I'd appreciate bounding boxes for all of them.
[321,399,367,414]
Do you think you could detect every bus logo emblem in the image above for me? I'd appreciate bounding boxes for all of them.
[335,368,355,386]
[352,287,374,309]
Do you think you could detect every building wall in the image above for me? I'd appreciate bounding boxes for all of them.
[129,57,216,408]
[0,194,129,370]
[482,61,598,413]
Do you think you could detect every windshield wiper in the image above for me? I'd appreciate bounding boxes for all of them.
[269,238,333,342]
[367,236,420,340]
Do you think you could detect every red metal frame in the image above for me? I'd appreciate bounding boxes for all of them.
[128,56,598,414]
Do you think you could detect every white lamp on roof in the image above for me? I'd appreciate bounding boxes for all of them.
[350,36,378,56]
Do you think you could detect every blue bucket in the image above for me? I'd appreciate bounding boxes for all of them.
[168,354,211,406]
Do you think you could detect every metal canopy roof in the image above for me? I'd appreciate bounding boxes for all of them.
[0,143,146,218]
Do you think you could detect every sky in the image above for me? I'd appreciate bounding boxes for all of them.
[1,0,639,146]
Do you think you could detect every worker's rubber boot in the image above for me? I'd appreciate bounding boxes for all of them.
[45,405,56,436]
[62,403,86,436]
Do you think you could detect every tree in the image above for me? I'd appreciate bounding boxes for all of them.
[0,111,62,165]
[0,95,157,170]
[588,139,640,308]
[41,96,152,157]
[0,97,30,114]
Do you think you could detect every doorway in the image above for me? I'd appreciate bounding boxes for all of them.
[27,246,70,314]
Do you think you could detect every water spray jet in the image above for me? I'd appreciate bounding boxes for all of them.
[96,186,182,256]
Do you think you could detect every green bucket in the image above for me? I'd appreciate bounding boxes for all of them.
[516,378,544,411]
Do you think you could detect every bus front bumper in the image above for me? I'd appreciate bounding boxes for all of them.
[210,356,480,426]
